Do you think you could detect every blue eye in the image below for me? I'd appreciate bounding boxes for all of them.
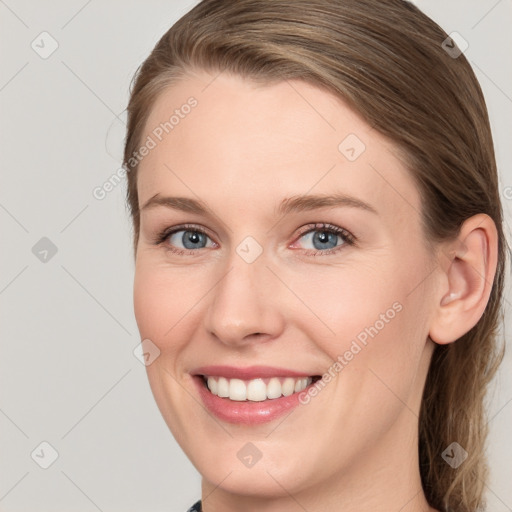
[171,230,209,249]
[161,226,215,253]
[299,229,343,251]
[293,223,355,255]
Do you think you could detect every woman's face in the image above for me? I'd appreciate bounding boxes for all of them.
[133,70,440,504]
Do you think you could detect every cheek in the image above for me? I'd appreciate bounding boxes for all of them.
[285,262,407,352]
[133,262,201,353]
[287,258,429,394]
[133,265,163,340]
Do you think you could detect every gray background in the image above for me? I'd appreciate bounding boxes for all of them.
[0,1,510,511]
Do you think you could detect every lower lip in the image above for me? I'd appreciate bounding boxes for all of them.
[192,375,313,425]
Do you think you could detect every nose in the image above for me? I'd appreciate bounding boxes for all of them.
[203,251,285,347]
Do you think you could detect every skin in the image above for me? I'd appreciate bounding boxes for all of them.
[133,69,497,512]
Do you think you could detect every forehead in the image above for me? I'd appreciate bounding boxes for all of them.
[136,70,422,226]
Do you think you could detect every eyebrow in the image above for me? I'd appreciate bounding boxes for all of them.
[140,192,378,216]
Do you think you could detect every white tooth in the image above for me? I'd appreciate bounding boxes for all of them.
[229,378,247,401]
[306,376,312,387]
[207,377,218,395]
[217,377,229,397]
[266,377,283,399]
[247,378,267,401]
[295,377,307,392]
[282,378,295,396]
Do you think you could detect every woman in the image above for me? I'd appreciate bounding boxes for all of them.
[123,1,507,510]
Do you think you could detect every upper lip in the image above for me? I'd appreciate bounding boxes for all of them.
[192,365,318,380]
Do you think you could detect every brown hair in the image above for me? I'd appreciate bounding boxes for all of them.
[123,1,507,510]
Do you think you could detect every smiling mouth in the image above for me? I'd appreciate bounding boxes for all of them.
[199,375,322,402]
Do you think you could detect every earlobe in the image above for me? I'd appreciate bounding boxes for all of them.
[429,214,498,345]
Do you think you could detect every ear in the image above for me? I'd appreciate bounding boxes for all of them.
[429,213,498,345]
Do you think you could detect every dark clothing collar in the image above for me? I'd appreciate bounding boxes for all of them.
[187,499,202,511]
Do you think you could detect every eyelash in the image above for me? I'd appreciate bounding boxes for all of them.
[152,222,356,257]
